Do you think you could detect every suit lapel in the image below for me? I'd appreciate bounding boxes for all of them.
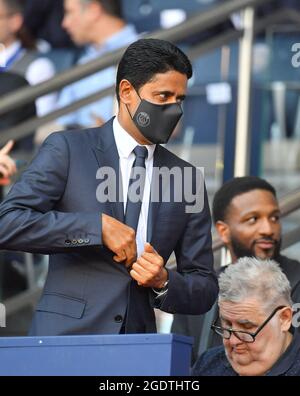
[92,121,171,249]
[92,119,124,223]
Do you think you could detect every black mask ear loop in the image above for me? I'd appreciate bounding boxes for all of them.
[125,87,142,121]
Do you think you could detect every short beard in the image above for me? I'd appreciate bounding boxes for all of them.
[231,236,281,261]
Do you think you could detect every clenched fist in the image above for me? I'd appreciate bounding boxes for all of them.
[130,243,168,288]
[102,213,137,267]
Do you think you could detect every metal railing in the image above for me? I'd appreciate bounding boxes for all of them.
[0,0,272,111]
[1,0,300,320]
[4,186,300,318]
[2,9,298,146]
[0,0,280,146]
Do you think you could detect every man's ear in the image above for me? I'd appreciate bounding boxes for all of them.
[118,79,135,105]
[11,14,23,35]
[215,221,231,245]
[88,1,104,19]
[279,307,293,332]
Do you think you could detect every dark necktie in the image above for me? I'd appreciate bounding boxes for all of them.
[123,145,151,334]
[125,146,148,232]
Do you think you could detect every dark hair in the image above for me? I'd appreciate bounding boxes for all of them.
[116,38,193,102]
[85,0,122,18]
[1,0,36,50]
[1,0,24,14]
[212,176,277,223]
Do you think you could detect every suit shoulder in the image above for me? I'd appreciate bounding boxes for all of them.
[43,127,101,147]
[158,145,198,170]
[279,255,300,268]
[278,255,300,278]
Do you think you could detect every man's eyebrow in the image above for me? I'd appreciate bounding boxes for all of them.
[153,90,173,95]
[153,90,186,100]
[220,316,258,327]
[220,315,230,324]
[271,209,281,215]
[237,319,258,326]
[241,208,281,218]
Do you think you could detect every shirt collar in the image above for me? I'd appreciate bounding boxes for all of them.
[113,116,156,161]
[3,40,22,63]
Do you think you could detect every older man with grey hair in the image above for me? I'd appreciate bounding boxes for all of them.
[192,257,300,376]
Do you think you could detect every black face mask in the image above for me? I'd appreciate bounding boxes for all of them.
[127,93,183,144]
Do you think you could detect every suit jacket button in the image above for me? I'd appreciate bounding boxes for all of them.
[114,315,123,323]
[72,240,78,245]
[78,239,84,244]
[84,239,90,244]
[65,240,71,245]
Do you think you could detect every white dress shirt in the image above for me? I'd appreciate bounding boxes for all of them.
[113,117,156,257]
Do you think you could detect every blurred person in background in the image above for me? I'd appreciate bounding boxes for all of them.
[0,71,36,151]
[23,0,74,49]
[0,0,56,142]
[0,71,38,304]
[192,258,300,376]
[55,0,138,131]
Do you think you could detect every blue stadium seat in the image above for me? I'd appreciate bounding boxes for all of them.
[46,48,82,74]
[122,0,219,20]
[122,0,220,32]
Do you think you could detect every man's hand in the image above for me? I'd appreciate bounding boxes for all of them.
[0,140,17,186]
[130,243,168,288]
[102,213,137,267]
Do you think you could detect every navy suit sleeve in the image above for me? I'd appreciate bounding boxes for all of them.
[0,133,102,254]
[157,187,218,315]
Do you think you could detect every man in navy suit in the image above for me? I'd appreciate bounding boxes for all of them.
[0,39,218,336]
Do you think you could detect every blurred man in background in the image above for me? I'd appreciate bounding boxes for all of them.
[0,0,56,117]
[56,0,138,130]
[23,0,74,49]
[0,0,56,152]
